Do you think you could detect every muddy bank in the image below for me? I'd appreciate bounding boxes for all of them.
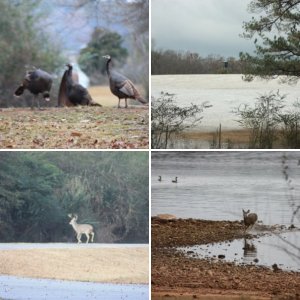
[151,217,300,299]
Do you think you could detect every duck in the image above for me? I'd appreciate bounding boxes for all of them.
[172,177,178,183]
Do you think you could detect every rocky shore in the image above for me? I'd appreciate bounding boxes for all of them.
[151,217,300,299]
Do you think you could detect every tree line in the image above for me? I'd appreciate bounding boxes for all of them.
[0,152,149,243]
[0,0,149,107]
[152,49,243,75]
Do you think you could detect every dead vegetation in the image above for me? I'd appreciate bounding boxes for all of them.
[0,86,149,149]
[0,106,148,149]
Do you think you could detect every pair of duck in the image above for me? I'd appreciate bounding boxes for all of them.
[158,176,178,183]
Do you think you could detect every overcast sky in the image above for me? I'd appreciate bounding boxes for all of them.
[151,0,255,58]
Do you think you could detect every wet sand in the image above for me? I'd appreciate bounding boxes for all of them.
[151,217,300,299]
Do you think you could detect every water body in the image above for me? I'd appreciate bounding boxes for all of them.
[0,275,149,300]
[152,151,300,271]
[179,231,300,272]
[152,74,300,131]
[152,151,300,226]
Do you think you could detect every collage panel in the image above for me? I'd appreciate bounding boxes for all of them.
[2,0,300,299]
[0,151,149,299]
[0,0,149,150]
[151,151,300,299]
[151,0,300,150]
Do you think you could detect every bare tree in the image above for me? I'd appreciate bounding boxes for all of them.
[152,92,211,149]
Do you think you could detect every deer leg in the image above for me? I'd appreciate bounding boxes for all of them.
[77,233,82,243]
[90,232,94,243]
[125,98,128,108]
[85,233,90,244]
[118,98,121,108]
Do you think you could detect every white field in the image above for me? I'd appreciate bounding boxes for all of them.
[152,74,300,131]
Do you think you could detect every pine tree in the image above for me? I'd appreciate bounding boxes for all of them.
[240,0,300,82]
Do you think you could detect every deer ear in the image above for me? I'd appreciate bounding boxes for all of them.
[68,214,73,218]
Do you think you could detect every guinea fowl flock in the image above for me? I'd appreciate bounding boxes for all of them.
[14,56,148,109]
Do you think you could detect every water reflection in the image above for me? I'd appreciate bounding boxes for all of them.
[243,238,257,263]
[179,231,300,271]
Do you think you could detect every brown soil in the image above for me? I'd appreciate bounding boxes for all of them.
[0,106,148,149]
[0,247,149,284]
[151,217,300,299]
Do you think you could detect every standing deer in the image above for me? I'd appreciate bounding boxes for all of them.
[68,214,94,244]
[242,209,258,233]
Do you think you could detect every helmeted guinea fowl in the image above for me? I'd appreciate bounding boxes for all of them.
[58,64,102,107]
[102,55,148,108]
[14,68,52,109]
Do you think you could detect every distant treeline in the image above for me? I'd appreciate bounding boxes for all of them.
[152,49,244,75]
[0,152,148,243]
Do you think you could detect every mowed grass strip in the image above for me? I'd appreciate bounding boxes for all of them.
[0,247,149,284]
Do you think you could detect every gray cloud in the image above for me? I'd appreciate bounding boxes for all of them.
[152,0,255,57]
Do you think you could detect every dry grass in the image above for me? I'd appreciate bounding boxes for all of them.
[89,85,116,107]
[179,129,251,146]
[89,85,146,108]
[0,85,149,149]
[0,247,149,284]
[0,106,149,149]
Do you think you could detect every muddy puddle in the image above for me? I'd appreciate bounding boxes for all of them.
[179,231,300,271]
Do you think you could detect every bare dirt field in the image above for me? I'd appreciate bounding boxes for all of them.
[0,86,149,149]
[151,217,300,300]
[0,244,149,284]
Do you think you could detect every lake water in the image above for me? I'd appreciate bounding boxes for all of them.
[179,231,300,271]
[152,151,300,270]
[152,74,300,131]
[151,151,300,226]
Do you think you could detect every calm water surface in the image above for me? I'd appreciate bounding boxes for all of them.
[152,151,300,270]
[152,74,300,131]
[179,231,300,271]
[152,151,300,226]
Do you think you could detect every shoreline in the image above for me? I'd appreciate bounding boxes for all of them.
[151,217,300,299]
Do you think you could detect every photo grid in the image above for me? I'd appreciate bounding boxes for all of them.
[0,0,300,300]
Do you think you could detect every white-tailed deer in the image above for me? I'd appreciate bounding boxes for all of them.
[68,214,94,244]
[242,209,258,233]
